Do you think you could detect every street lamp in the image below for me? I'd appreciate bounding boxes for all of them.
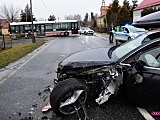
[30,0,36,43]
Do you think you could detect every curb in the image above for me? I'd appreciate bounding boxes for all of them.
[0,38,56,84]
[94,33,109,40]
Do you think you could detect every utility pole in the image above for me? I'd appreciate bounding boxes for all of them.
[26,11,27,22]
[30,0,36,43]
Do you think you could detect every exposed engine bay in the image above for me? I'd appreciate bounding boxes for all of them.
[56,62,123,105]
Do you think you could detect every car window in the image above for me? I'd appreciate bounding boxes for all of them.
[113,32,160,59]
[124,28,129,33]
[113,33,148,59]
[128,26,146,32]
[138,47,160,68]
[121,27,124,32]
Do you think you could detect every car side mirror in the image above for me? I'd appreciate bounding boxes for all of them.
[131,60,146,72]
[130,60,145,84]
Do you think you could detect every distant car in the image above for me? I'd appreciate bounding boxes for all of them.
[80,27,94,35]
[113,25,146,45]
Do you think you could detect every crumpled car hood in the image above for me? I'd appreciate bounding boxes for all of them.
[60,48,115,68]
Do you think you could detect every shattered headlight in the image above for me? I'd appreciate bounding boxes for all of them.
[108,68,118,79]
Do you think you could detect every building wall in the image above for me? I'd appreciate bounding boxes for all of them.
[2,28,9,35]
[101,9,107,16]
[133,5,160,22]
[97,16,107,32]
[133,10,143,22]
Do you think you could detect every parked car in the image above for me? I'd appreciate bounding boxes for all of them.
[50,11,160,117]
[80,27,94,35]
[113,25,146,45]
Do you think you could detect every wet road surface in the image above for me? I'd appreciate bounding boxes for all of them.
[0,34,157,120]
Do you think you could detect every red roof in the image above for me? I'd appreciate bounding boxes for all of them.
[0,19,10,28]
[101,6,109,10]
[0,19,19,28]
[135,0,160,10]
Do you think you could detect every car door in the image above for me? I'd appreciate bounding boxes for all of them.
[115,27,128,41]
[81,27,85,34]
[122,28,129,41]
[114,26,125,41]
[122,44,160,107]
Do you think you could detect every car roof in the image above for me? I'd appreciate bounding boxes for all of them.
[122,25,146,32]
[146,30,160,34]
[132,11,160,29]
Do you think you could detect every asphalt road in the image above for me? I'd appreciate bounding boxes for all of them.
[0,34,153,120]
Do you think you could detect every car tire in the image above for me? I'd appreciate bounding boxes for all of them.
[50,78,88,116]
[64,32,69,36]
[128,37,131,41]
[116,40,119,45]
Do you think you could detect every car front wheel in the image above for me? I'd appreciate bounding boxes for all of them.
[50,78,88,116]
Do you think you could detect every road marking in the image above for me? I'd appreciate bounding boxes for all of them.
[94,33,107,40]
[81,40,85,44]
[81,40,90,50]
[137,107,155,120]
[59,54,66,57]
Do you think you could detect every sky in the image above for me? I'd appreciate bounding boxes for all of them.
[1,0,143,21]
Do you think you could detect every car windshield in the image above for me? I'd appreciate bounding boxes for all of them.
[113,33,149,59]
[127,26,146,32]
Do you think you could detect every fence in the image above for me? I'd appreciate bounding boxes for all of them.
[0,35,13,51]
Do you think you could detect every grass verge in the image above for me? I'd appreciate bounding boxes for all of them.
[0,41,45,68]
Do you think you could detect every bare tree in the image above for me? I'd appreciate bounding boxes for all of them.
[0,4,20,21]
[65,14,82,21]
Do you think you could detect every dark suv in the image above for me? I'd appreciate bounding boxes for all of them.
[50,11,160,117]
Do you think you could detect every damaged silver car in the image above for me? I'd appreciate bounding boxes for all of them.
[50,11,160,117]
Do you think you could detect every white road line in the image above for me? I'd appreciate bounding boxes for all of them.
[81,40,90,49]
[81,40,85,44]
[137,107,155,120]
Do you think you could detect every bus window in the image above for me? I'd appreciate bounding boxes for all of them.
[68,23,71,29]
[25,25,31,32]
[20,26,25,36]
[15,26,20,34]
[46,24,53,31]
[53,23,59,29]
[75,23,78,29]
[10,25,15,33]
[61,23,68,29]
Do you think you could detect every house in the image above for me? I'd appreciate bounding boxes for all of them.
[0,19,11,35]
[100,6,109,16]
[0,19,20,35]
[133,0,160,22]
[97,6,109,32]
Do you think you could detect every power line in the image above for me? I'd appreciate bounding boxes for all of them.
[40,0,53,15]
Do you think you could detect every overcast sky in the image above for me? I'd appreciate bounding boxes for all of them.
[1,0,143,20]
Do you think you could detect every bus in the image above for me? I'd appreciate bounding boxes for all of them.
[9,20,80,38]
